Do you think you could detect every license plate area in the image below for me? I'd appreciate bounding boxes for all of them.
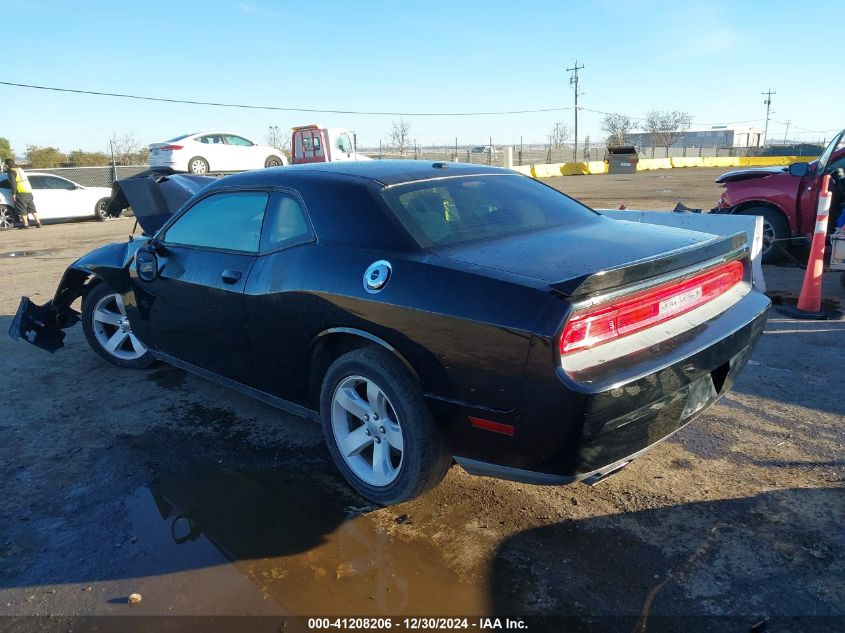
[660,286,703,316]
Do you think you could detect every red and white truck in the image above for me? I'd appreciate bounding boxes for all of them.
[290,125,370,164]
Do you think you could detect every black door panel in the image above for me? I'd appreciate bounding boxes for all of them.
[130,245,257,386]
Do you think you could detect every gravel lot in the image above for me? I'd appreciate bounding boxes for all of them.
[1,169,843,631]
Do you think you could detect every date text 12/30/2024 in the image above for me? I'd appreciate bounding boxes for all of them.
[307,618,528,630]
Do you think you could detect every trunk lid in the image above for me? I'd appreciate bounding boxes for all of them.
[105,171,216,235]
[434,216,745,298]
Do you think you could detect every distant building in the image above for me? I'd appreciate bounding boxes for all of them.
[626,126,765,149]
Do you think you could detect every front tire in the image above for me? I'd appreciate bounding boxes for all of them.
[264,155,283,168]
[187,156,209,175]
[0,205,17,230]
[320,347,450,505]
[82,283,155,369]
[94,198,110,222]
[738,207,789,264]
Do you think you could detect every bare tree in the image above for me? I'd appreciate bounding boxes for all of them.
[266,124,289,152]
[600,113,635,147]
[549,121,572,149]
[109,131,148,165]
[386,118,412,155]
[644,111,690,157]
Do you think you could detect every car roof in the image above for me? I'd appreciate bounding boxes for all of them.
[191,132,253,138]
[209,160,515,189]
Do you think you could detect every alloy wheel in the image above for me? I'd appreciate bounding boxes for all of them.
[91,292,147,360]
[96,200,109,220]
[761,219,776,257]
[190,159,208,174]
[331,375,404,487]
[0,206,15,229]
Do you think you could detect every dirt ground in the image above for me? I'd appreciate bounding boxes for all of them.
[1,171,844,632]
[547,167,726,211]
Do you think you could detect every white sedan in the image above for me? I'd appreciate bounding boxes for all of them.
[148,132,289,174]
[0,172,113,229]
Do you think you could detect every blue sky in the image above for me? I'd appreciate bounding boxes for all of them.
[2,0,842,154]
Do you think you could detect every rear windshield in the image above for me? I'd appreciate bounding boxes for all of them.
[166,133,194,143]
[380,174,596,248]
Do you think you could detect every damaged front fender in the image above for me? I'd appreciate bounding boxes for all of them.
[8,239,146,352]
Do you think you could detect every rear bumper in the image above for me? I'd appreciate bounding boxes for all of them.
[148,157,179,168]
[451,288,770,484]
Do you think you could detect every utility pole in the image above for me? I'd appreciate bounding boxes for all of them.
[783,120,791,144]
[762,89,775,146]
[567,61,584,161]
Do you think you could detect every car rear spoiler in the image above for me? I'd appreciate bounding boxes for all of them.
[550,232,748,299]
[106,169,216,235]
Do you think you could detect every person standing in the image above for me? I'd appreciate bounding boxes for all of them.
[4,158,42,228]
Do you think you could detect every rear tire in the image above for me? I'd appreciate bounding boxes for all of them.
[82,283,155,369]
[187,157,209,175]
[320,347,450,505]
[738,207,789,264]
[94,198,110,222]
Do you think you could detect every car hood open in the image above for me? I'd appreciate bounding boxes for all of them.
[106,170,216,235]
[714,166,788,184]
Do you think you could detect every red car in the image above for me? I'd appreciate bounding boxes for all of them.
[712,129,845,262]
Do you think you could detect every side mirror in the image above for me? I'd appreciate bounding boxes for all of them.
[788,162,810,177]
[136,248,158,282]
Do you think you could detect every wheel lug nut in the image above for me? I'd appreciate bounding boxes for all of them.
[372,413,379,420]
[365,429,371,436]
[374,437,381,444]
[364,414,370,421]
[379,426,386,434]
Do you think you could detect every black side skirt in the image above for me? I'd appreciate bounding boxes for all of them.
[151,350,321,422]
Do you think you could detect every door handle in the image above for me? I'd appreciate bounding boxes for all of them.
[221,269,242,284]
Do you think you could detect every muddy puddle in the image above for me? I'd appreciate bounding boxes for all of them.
[0,248,69,258]
[126,467,488,615]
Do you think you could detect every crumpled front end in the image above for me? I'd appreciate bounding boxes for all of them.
[8,240,142,353]
[9,295,80,353]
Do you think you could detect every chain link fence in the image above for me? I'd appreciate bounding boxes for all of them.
[363,139,826,167]
[25,165,150,188]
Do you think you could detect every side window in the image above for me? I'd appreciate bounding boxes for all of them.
[312,133,322,152]
[0,176,9,190]
[165,191,269,252]
[198,134,224,144]
[336,134,352,153]
[28,175,47,189]
[225,135,253,146]
[46,176,76,190]
[260,193,312,251]
[826,155,845,174]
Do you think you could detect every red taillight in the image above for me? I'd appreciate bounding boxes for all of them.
[159,144,183,151]
[559,260,744,356]
[718,191,730,208]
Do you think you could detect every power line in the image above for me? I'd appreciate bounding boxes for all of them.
[0,80,575,117]
[769,119,841,134]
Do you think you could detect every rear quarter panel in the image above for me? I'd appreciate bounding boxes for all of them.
[244,243,553,414]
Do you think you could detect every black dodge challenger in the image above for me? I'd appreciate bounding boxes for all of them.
[10,161,770,504]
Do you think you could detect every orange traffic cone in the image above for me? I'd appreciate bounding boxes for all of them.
[777,174,839,319]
